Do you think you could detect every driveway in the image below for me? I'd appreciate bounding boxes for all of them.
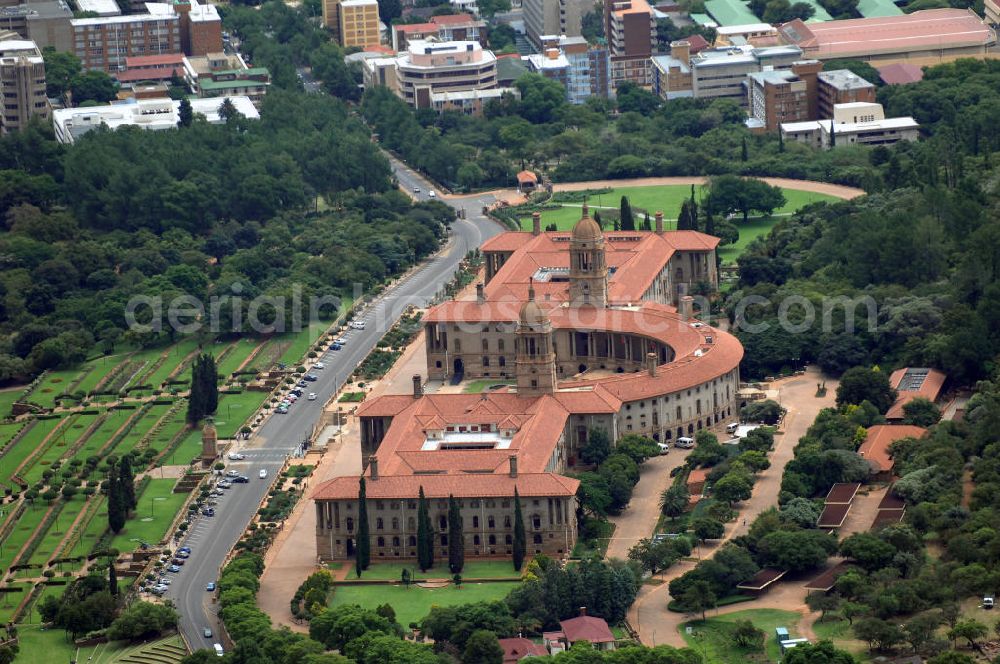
[630,367,839,647]
[606,449,694,561]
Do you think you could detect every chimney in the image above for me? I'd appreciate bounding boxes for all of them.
[508,455,518,478]
[679,295,694,320]
[476,283,485,304]
[412,374,423,398]
[579,606,587,617]
[532,212,541,236]
[655,210,664,234]
[646,352,658,377]
[369,455,379,480]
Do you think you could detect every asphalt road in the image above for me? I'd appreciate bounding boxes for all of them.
[167,155,504,649]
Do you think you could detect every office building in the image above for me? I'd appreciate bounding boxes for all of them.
[52,94,258,142]
[183,52,270,104]
[75,0,121,16]
[746,61,821,132]
[113,53,184,85]
[777,9,996,64]
[605,0,655,86]
[313,210,743,563]
[524,35,609,103]
[395,38,507,113]
[0,0,73,53]
[0,36,48,133]
[523,0,590,50]
[651,40,692,100]
[816,69,875,119]
[780,101,919,149]
[692,44,802,103]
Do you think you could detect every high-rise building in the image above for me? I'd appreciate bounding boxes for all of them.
[816,69,875,120]
[321,0,342,43]
[523,0,590,50]
[524,35,609,104]
[0,0,73,54]
[746,60,821,132]
[0,35,48,134]
[604,0,655,86]
[339,0,380,49]
[394,39,509,114]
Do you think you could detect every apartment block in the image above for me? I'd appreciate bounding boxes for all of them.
[605,0,655,86]
[523,0,589,50]
[651,40,692,100]
[322,0,342,42]
[392,13,485,51]
[0,36,48,133]
[176,0,222,57]
[340,0,380,49]
[746,60,821,132]
[524,35,609,103]
[0,0,73,53]
[113,53,184,85]
[183,52,270,104]
[781,102,919,149]
[816,69,875,120]
[691,44,802,104]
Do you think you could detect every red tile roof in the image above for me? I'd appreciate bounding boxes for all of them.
[685,33,710,54]
[872,508,905,528]
[396,22,437,33]
[777,9,995,59]
[885,367,946,420]
[517,170,538,184]
[498,638,548,663]
[877,62,924,85]
[125,54,185,67]
[858,424,927,474]
[114,67,182,83]
[311,472,580,500]
[559,615,615,643]
[430,12,477,24]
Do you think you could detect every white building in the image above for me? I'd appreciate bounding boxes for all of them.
[75,0,122,16]
[52,95,258,143]
[780,102,919,149]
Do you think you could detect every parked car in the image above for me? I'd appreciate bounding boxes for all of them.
[202,507,215,517]
[277,407,289,414]
[227,452,245,461]
[233,475,249,484]
[428,190,436,198]
[175,551,189,559]
[308,393,317,401]
[675,436,695,449]
[225,470,240,478]
[171,558,185,566]
[657,442,670,454]
[204,627,213,638]
[206,582,216,592]
[259,469,268,479]
[413,186,420,193]
[305,374,318,382]
[291,389,303,396]
[168,565,181,573]
[315,362,325,370]
[349,321,365,330]
[178,546,192,554]
[331,343,343,351]
[297,380,308,387]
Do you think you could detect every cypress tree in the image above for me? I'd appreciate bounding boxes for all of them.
[741,136,748,162]
[107,461,126,534]
[593,210,603,229]
[204,354,218,417]
[642,212,651,231]
[187,353,219,424]
[778,129,785,153]
[416,486,433,572]
[829,121,836,147]
[118,453,136,511]
[512,488,526,571]
[619,196,635,231]
[704,207,716,237]
[447,494,464,574]
[356,477,370,577]
[178,98,193,127]
[109,560,118,596]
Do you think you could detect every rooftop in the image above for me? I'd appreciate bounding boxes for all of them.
[857,424,927,474]
[498,638,548,663]
[825,482,861,504]
[817,68,875,90]
[856,0,902,17]
[704,0,760,26]
[560,615,615,643]
[817,502,851,528]
[75,0,121,15]
[886,367,946,419]
[877,62,924,85]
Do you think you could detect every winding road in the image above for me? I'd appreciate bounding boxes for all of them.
[165,154,504,649]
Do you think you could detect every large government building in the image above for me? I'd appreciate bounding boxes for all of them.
[312,207,744,563]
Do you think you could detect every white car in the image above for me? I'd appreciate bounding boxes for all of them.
[259,469,268,479]
[227,452,245,461]
[308,393,317,401]
[428,191,436,198]
[657,442,670,454]
[315,362,325,370]
[349,321,366,330]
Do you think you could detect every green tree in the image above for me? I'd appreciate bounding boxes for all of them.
[187,353,218,424]
[514,73,566,124]
[620,196,635,231]
[70,70,118,105]
[107,460,126,534]
[836,367,896,412]
[448,494,464,574]
[660,483,690,518]
[119,453,136,511]
[513,487,526,571]
[691,517,725,542]
[806,592,841,621]
[308,604,399,651]
[580,427,611,465]
[902,397,941,427]
[106,601,179,641]
[731,619,764,649]
[416,486,433,572]
[109,560,118,597]
[782,640,857,664]
[356,477,370,576]
[948,619,988,649]
[463,630,503,664]
[853,617,905,652]
[757,530,837,572]
[679,579,716,621]
[41,49,82,98]
[712,472,753,505]
[178,98,194,128]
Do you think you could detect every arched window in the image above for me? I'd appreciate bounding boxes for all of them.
[408,535,417,547]
[488,515,495,529]
[440,535,448,546]
[483,356,490,367]
[392,536,400,547]
[532,515,541,530]
[504,516,512,528]
[499,356,506,367]
[472,516,479,528]
[408,517,415,530]
[391,517,399,530]
[505,534,512,544]
[474,535,481,545]
[498,339,505,352]
[376,518,384,530]
[346,518,354,532]
[439,515,447,530]
[377,536,385,547]
[482,338,489,351]
[489,534,497,545]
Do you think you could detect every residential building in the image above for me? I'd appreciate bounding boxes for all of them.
[360,53,400,92]
[183,52,270,104]
[746,61,821,132]
[321,0,342,42]
[780,101,919,149]
[524,35,609,103]
[450,0,479,16]
[0,36,48,133]
[113,53,184,85]
[395,39,507,113]
[52,94,258,143]
[391,13,486,51]
[776,9,996,64]
[68,0,221,73]
[816,68,875,119]
[651,40,692,100]
[339,0,380,49]
[0,0,73,53]
[987,0,999,26]
[313,209,744,563]
[885,367,947,421]
[523,0,590,50]
[545,610,616,653]
[605,0,655,86]
[499,638,548,663]
[75,0,121,16]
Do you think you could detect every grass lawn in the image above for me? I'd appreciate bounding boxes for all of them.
[338,392,366,403]
[217,338,262,379]
[717,215,783,265]
[812,617,867,656]
[463,379,515,394]
[12,625,79,663]
[353,560,520,581]
[77,496,108,555]
[0,389,22,418]
[114,403,174,457]
[27,499,78,566]
[681,608,801,663]
[2,502,49,572]
[275,297,353,369]
[108,478,188,551]
[0,583,31,623]
[215,390,270,438]
[330,581,519,627]
[162,428,202,467]
[1,417,61,484]
[26,370,84,408]
[142,338,202,388]
[20,413,98,486]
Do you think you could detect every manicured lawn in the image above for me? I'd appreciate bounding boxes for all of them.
[26,370,84,408]
[142,338,202,388]
[812,616,866,656]
[2,502,50,572]
[108,478,188,551]
[717,215,784,265]
[354,560,521,581]
[215,390,270,438]
[463,379,514,393]
[162,428,203,466]
[27,498,79,566]
[217,338,262,379]
[330,581,519,627]
[13,624,91,662]
[114,403,174,457]
[0,583,31,623]
[21,413,99,486]
[77,496,108,555]
[338,392,366,402]
[681,608,801,663]
[276,297,354,369]
[0,389,22,418]
[519,185,838,231]
[3,417,62,484]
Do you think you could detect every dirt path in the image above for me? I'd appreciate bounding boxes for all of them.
[630,367,839,647]
[550,176,865,201]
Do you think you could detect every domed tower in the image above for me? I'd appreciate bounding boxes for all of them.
[515,281,557,396]
[568,203,608,307]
